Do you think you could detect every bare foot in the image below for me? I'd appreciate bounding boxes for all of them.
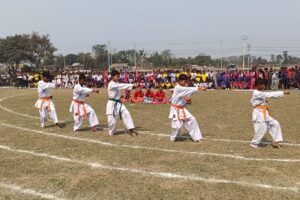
[128,129,134,137]
[91,127,97,132]
[272,142,282,149]
[55,123,62,129]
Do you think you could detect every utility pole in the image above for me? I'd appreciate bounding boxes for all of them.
[107,41,111,71]
[241,35,248,70]
[220,40,223,69]
[133,43,137,70]
[247,44,251,68]
[141,49,145,70]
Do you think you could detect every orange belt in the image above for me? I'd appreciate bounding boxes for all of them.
[73,99,87,119]
[256,105,269,120]
[39,97,51,111]
[171,104,187,122]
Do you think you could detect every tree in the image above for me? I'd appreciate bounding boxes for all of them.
[28,32,57,67]
[53,54,65,66]
[0,32,56,68]
[194,54,212,66]
[65,54,78,66]
[270,54,275,64]
[148,52,163,67]
[76,52,94,69]
[276,55,284,64]
[161,50,173,66]
[92,44,108,69]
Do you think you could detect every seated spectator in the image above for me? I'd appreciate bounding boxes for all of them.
[121,90,132,103]
[154,87,168,104]
[132,87,144,103]
[144,87,155,104]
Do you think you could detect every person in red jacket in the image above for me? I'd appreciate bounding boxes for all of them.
[154,87,168,104]
[132,87,144,103]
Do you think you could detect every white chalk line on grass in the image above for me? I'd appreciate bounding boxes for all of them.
[137,131,300,147]
[2,93,300,149]
[0,94,70,122]
[1,94,300,148]
[1,123,300,163]
[0,144,298,193]
[0,182,65,200]
[0,94,39,119]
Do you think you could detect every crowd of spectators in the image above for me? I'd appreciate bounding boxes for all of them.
[1,66,300,90]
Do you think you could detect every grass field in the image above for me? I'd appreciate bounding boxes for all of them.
[0,88,299,200]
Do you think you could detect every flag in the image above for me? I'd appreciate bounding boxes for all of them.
[103,69,108,87]
[152,70,156,84]
[124,69,129,83]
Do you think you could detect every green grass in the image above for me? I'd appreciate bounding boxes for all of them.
[0,88,299,200]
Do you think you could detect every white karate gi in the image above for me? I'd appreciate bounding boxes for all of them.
[69,84,99,131]
[34,81,59,128]
[169,85,202,141]
[106,81,135,135]
[250,90,284,145]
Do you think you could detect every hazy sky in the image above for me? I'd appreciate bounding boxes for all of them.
[1,0,300,58]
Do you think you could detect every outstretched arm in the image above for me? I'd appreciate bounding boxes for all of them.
[74,85,93,94]
[262,91,285,98]
[177,87,199,97]
[110,82,133,91]
[40,82,56,90]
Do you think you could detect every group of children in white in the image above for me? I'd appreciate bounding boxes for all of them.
[35,70,289,149]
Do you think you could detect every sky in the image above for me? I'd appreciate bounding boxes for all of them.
[1,0,300,59]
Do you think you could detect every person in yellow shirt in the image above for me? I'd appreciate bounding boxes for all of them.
[163,72,168,83]
[166,81,171,89]
[176,72,180,79]
[171,82,176,88]
[202,73,207,82]
[196,72,201,82]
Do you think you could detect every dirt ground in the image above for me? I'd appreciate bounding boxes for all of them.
[0,88,299,200]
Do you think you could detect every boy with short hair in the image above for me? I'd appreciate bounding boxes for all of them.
[69,74,99,132]
[106,70,136,136]
[34,71,60,128]
[250,78,289,148]
[169,74,206,142]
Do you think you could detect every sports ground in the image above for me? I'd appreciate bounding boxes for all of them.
[0,88,299,199]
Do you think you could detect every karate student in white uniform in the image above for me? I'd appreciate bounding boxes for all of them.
[69,74,99,132]
[250,78,289,148]
[106,70,136,136]
[34,71,60,128]
[169,74,206,142]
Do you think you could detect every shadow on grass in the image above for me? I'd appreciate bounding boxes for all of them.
[175,133,193,142]
[45,120,72,128]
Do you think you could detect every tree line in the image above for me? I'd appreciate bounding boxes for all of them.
[1,33,299,71]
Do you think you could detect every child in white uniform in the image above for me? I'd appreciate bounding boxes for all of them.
[34,71,60,128]
[106,70,136,136]
[169,74,206,142]
[70,74,100,132]
[250,78,289,148]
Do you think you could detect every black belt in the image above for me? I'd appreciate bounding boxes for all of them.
[109,98,122,119]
